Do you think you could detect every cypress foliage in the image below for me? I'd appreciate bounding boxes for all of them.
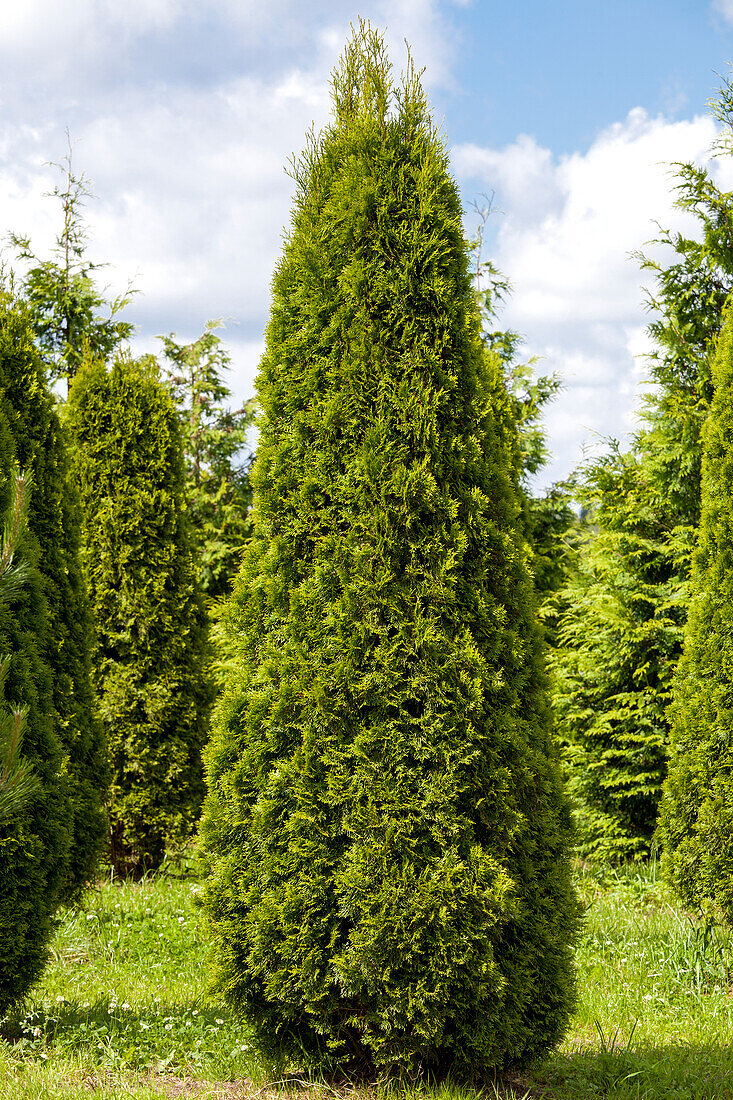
[0,293,72,1010]
[66,354,212,877]
[660,298,733,918]
[202,26,577,1078]
[0,294,107,898]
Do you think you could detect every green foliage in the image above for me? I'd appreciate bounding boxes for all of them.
[8,140,133,381]
[202,25,578,1079]
[160,322,255,598]
[552,450,683,861]
[660,297,733,921]
[0,294,74,1012]
[66,354,213,877]
[552,94,733,861]
[0,468,39,824]
[0,292,108,899]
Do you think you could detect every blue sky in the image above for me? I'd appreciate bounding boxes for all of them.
[449,0,733,151]
[1,0,733,484]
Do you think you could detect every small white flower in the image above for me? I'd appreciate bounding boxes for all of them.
[165,1023,173,1031]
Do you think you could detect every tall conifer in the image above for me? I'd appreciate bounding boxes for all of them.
[0,292,72,1009]
[0,294,107,898]
[661,298,733,918]
[67,354,212,876]
[201,26,577,1077]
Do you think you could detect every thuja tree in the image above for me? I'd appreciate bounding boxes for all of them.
[201,26,578,1078]
[0,291,106,899]
[660,298,733,918]
[0,304,72,1008]
[67,354,212,877]
[552,107,733,861]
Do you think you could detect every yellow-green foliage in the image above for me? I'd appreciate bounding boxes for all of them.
[201,25,578,1079]
[67,355,213,877]
[661,296,733,919]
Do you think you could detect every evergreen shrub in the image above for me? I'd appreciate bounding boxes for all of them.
[0,294,107,898]
[201,25,578,1078]
[661,297,733,919]
[67,354,212,876]
[0,292,72,1009]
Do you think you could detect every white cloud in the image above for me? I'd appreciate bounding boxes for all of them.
[454,109,726,486]
[0,0,463,410]
[712,0,733,26]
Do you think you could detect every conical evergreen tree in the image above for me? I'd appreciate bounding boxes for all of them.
[201,26,578,1078]
[0,292,107,899]
[0,293,72,1009]
[67,353,212,877]
[660,297,733,918]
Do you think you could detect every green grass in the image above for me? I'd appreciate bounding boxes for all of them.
[1,861,732,1098]
[538,861,733,1099]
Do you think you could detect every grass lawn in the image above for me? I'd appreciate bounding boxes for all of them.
[1,862,732,1099]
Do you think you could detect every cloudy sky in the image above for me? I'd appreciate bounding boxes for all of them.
[3,1,733,485]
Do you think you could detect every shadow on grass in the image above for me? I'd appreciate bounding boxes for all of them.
[533,1043,733,1099]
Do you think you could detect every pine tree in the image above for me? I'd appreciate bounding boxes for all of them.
[0,292,107,899]
[201,25,577,1078]
[0,294,72,1010]
[0,467,39,825]
[66,353,212,877]
[160,322,255,598]
[552,450,681,860]
[9,138,133,383]
[660,297,733,918]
